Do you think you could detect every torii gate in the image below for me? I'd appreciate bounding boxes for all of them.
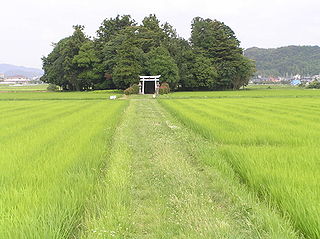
[139,75,161,94]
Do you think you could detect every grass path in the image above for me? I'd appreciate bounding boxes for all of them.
[79,98,301,239]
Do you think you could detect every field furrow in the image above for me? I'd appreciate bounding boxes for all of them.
[0,99,128,238]
[78,99,301,239]
[160,97,320,239]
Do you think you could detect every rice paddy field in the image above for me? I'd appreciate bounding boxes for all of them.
[159,86,320,99]
[0,84,49,91]
[159,94,320,239]
[0,90,122,100]
[0,92,128,238]
[1,86,320,238]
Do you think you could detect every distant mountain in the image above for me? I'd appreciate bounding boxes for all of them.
[244,46,320,77]
[0,64,43,78]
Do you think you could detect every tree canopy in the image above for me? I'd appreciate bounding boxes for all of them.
[42,15,255,91]
[245,46,320,77]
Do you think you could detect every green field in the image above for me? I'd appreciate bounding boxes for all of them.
[0,88,122,100]
[0,88,319,238]
[159,87,320,99]
[160,95,320,238]
[0,93,128,238]
[0,84,49,91]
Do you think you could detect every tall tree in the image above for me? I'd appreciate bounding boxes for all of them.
[42,25,88,90]
[191,17,255,89]
[96,15,136,46]
[92,15,136,88]
[63,25,88,91]
[134,14,165,53]
[41,38,69,89]
[102,26,143,88]
[146,46,179,88]
[230,55,256,89]
[112,40,144,89]
[191,55,218,89]
[191,17,241,61]
[165,38,194,89]
[43,14,256,92]
[72,40,101,90]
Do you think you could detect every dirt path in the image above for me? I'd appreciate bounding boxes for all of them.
[79,98,301,239]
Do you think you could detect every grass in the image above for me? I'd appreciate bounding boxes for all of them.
[78,99,301,239]
[0,88,318,238]
[0,84,49,91]
[0,98,128,238]
[0,90,122,100]
[245,84,298,90]
[159,87,320,99]
[159,96,320,239]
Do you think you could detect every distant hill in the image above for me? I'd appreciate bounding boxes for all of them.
[0,64,43,78]
[244,46,320,77]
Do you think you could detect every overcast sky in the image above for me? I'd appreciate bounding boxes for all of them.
[1,0,319,68]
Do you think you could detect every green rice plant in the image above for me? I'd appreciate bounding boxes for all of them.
[0,99,128,238]
[159,88,320,99]
[0,91,122,101]
[159,97,320,239]
[0,84,49,91]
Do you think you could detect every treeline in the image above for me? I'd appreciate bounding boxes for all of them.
[42,14,255,91]
[245,46,320,77]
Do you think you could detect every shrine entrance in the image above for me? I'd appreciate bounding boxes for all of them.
[139,75,161,94]
[144,81,155,94]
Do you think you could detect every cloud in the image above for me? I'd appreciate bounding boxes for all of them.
[0,0,319,68]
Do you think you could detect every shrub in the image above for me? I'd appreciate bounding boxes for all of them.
[124,88,132,95]
[159,82,170,94]
[306,81,320,89]
[131,84,139,93]
[124,84,139,95]
[94,80,114,90]
[47,84,59,92]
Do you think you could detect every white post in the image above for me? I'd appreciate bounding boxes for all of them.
[156,80,160,94]
[154,79,157,94]
[142,80,145,94]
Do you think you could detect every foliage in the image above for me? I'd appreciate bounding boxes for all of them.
[112,41,143,89]
[146,46,179,88]
[124,83,139,95]
[190,17,255,89]
[46,83,59,91]
[95,15,137,89]
[218,55,256,90]
[191,17,241,62]
[96,15,136,45]
[94,78,115,90]
[306,80,320,89]
[42,15,255,91]
[245,46,320,77]
[41,25,89,91]
[131,83,139,93]
[159,82,170,94]
[72,40,102,89]
[190,54,218,89]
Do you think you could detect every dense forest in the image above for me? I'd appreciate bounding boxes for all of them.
[41,14,255,91]
[245,46,320,77]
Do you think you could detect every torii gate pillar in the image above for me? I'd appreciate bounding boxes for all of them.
[139,75,161,94]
